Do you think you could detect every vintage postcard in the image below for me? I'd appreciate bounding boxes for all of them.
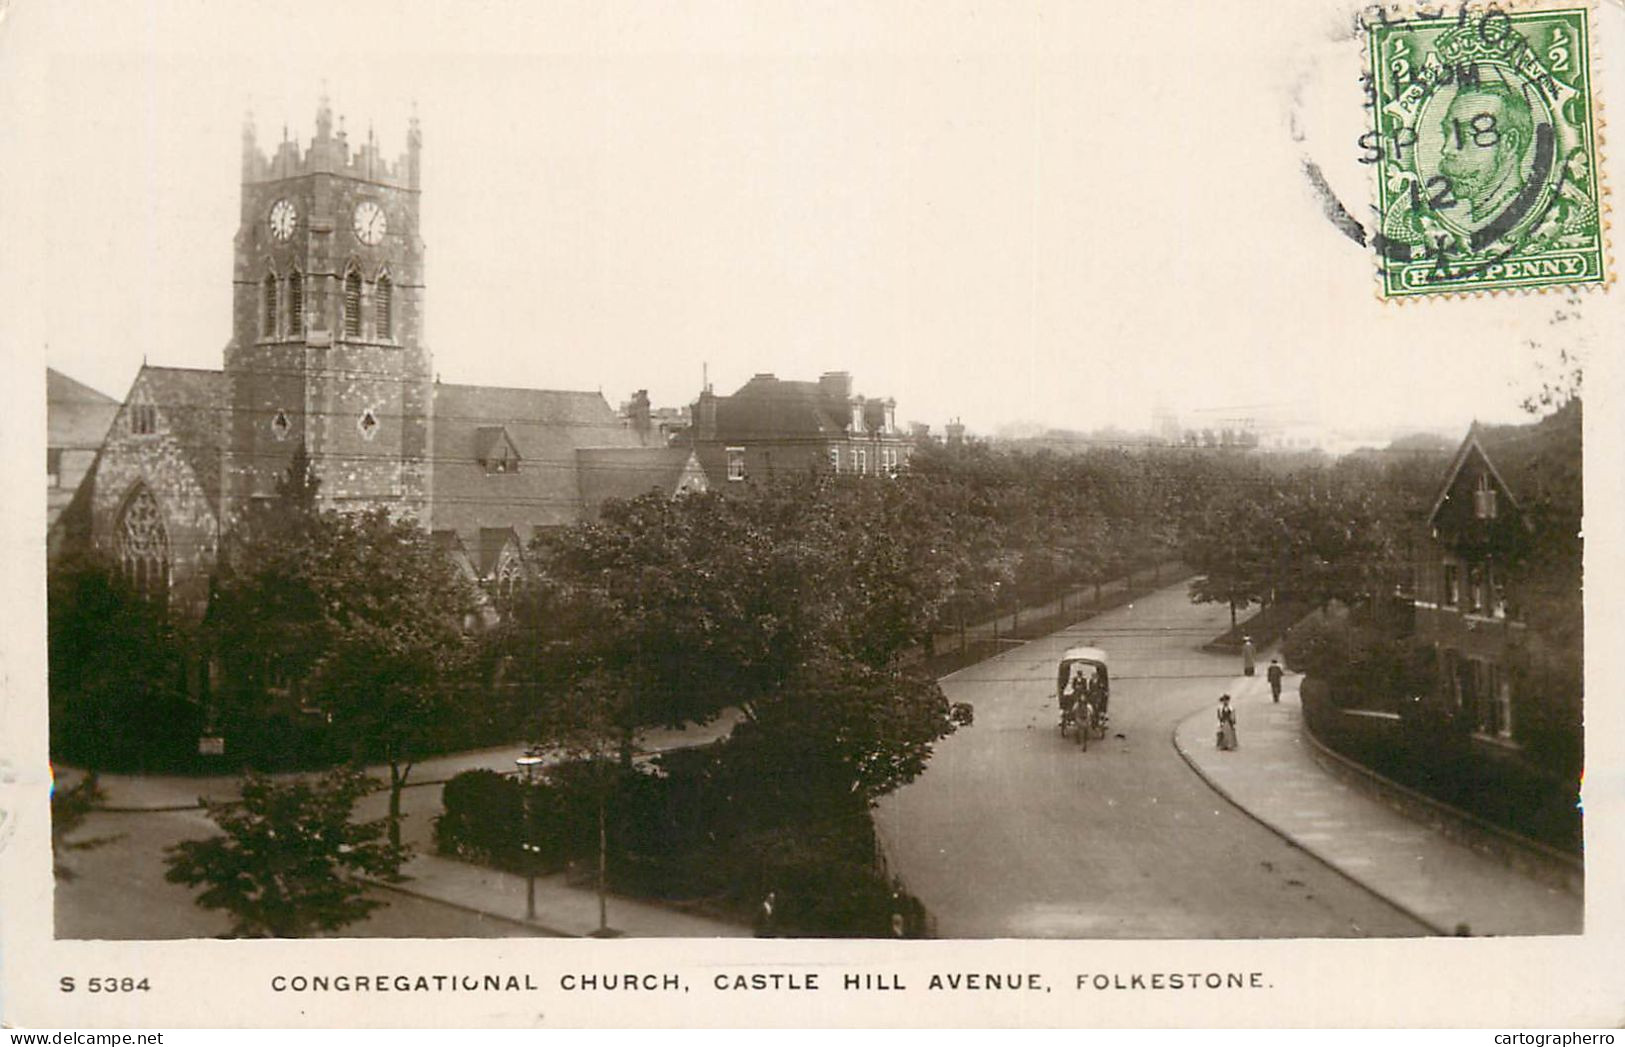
[2,0,1622,1030]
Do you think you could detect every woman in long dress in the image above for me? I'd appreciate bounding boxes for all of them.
[1216,694,1239,750]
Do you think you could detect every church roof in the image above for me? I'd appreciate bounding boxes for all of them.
[135,366,229,515]
[576,446,704,515]
[430,382,644,535]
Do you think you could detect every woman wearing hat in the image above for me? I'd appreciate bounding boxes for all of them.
[1216,694,1238,751]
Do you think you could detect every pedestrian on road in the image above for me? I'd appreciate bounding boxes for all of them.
[1267,659,1284,703]
[1216,695,1238,750]
[1241,636,1256,677]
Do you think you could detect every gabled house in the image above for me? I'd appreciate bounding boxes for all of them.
[1412,423,1539,744]
[47,368,120,531]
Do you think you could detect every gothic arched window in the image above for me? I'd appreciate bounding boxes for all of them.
[116,485,170,605]
[495,546,523,613]
[375,272,393,339]
[287,268,304,335]
[343,269,363,338]
[262,272,278,337]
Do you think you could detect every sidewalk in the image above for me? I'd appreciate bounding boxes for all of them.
[1173,671,1582,937]
[372,853,752,938]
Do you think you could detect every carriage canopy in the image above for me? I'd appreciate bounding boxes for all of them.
[1056,645,1109,698]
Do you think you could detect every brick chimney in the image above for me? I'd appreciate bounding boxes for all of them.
[819,371,853,404]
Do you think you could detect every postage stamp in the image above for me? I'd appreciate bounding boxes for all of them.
[1362,4,1609,298]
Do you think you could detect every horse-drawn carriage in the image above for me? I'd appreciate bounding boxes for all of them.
[1057,645,1109,750]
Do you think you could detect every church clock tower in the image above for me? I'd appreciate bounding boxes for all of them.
[225,96,432,525]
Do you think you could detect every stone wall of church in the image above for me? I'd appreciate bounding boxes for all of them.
[90,404,221,617]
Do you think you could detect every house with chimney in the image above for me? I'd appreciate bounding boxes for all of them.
[678,371,913,486]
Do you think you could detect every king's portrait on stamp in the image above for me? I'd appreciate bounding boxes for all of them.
[1364,4,1608,297]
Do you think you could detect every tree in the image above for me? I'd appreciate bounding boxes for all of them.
[304,509,480,852]
[164,768,403,937]
[48,551,200,772]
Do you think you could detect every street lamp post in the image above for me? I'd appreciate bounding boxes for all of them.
[515,754,544,921]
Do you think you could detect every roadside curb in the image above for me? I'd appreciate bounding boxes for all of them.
[362,876,575,938]
[1168,706,1449,937]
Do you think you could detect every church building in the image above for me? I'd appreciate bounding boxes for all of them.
[55,99,705,615]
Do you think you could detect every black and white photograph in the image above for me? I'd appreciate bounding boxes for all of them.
[2,0,1622,1030]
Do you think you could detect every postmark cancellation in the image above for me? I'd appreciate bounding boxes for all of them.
[1361,3,1610,298]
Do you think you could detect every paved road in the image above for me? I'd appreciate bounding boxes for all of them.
[52,806,552,939]
[874,583,1431,939]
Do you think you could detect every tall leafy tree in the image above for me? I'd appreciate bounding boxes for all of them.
[304,508,480,851]
[164,768,403,937]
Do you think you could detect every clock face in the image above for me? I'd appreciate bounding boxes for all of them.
[269,199,297,241]
[352,201,387,246]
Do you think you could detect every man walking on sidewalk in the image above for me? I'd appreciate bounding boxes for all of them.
[1267,659,1284,703]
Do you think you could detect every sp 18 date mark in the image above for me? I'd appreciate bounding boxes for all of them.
[60,976,152,993]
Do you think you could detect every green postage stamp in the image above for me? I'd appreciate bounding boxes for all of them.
[1363,4,1608,298]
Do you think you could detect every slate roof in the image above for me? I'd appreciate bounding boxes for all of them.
[135,366,229,514]
[430,382,643,537]
[714,375,848,440]
[47,368,120,450]
[576,447,705,515]
[1426,424,1521,527]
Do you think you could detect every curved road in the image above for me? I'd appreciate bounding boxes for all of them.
[874,582,1429,939]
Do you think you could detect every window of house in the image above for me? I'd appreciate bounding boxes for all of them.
[271,409,291,441]
[358,408,379,440]
[1491,665,1514,739]
[851,404,864,431]
[287,269,303,335]
[1473,474,1497,519]
[1467,563,1486,613]
[726,447,746,481]
[116,485,170,606]
[1442,563,1459,607]
[344,269,363,338]
[829,447,840,473]
[1441,648,1462,710]
[856,448,867,475]
[376,272,393,339]
[262,273,278,337]
[47,447,62,487]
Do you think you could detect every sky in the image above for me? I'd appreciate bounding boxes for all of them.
[2,0,1619,438]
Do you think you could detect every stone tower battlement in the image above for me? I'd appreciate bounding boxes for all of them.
[242,95,421,189]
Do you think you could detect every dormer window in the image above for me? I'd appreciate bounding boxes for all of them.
[262,272,278,337]
[851,404,864,431]
[1473,474,1497,519]
[476,426,521,474]
[344,269,363,338]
